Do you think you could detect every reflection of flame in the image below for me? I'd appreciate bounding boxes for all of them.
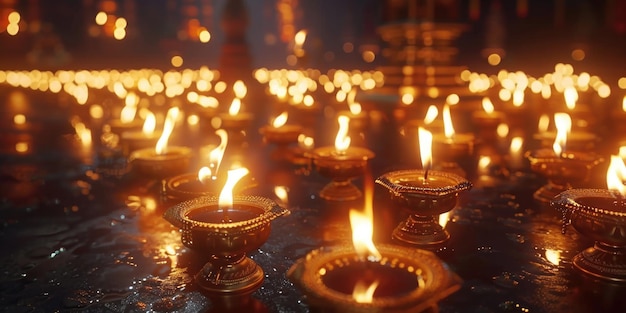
[418,127,433,171]
[552,113,571,156]
[142,110,156,135]
[274,186,288,205]
[545,249,560,266]
[482,97,495,114]
[423,105,438,124]
[538,114,550,133]
[272,111,288,128]
[510,137,523,154]
[352,280,379,304]
[155,107,180,155]
[228,98,241,116]
[233,80,247,98]
[334,115,351,152]
[438,212,450,228]
[607,155,626,197]
[298,134,314,149]
[564,87,578,110]
[218,168,249,210]
[443,104,455,138]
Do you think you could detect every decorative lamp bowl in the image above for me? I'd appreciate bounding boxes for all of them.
[309,146,375,201]
[129,146,192,179]
[376,170,472,247]
[287,244,462,313]
[552,189,626,282]
[526,149,603,203]
[259,124,303,145]
[164,195,289,295]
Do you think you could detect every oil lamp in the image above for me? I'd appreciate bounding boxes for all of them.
[288,186,462,312]
[120,109,161,155]
[163,129,254,202]
[218,98,253,132]
[259,111,303,162]
[376,128,472,247]
[108,92,143,134]
[309,115,375,201]
[336,89,368,138]
[130,107,192,178]
[164,168,289,300]
[471,97,504,140]
[432,104,474,177]
[526,113,603,203]
[551,155,626,282]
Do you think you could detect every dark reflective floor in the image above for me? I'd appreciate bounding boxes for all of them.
[1,83,625,313]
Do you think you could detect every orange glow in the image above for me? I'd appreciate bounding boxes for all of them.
[274,186,288,205]
[197,167,212,183]
[228,98,241,116]
[497,123,509,138]
[155,107,180,155]
[552,113,571,156]
[564,86,578,110]
[272,111,288,128]
[443,104,455,138]
[13,114,26,125]
[622,95,626,112]
[205,129,229,180]
[349,205,380,261]
[334,115,351,153]
[298,134,314,150]
[233,80,247,98]
[538,114,550,133]
[218,168,249,210]
[418,127,433,171]
[510,137,523,154]
[438,211,450,229]
[607,155,626,197]
[446,94,460,105]
[545,249,561,266]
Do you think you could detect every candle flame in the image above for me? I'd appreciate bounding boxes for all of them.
[619,146,626,159]
[207,129,228,179]
[349,102,362,115]
[294,29,307,46]
[512,89,524,107]
[443,104,455,138]
[274,186,288,205]
[155,107,180,155]
[482,97,495,114]
[233,80,247,98]
[564,86,578,110]
[496,123,509,138]
[120,103,137,124]
[478,156,491,171]
[218,167,249,210]
[538,114,550,133]
[142,110,156,135]
[272,111,288,128]
[418,127,433,171]
[423,105,438,124]
[197,166,213,183]
[545,249,561,266]
[607,155,626,197]
[334,115,351,153]
[352,280,379,304]
[552,113,571,156]
[228,98,241,116]
[510,137,523,154]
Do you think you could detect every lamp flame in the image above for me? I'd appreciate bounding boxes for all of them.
[352,280,380,304]
[349,181,381,262]
[120,104,137,124]
[298,134,314,149]
[206,129,228,180]
[197,166,213,183]
[423,105,438,124]
[272,111,288,128]
[334,115,351,153]
[538,114,550,133]
[510,137,523,154]
[496,123,509,138]
[155,107,180,155]
[294,29,307,47]
[274,186,288,205]
[418,127,433,172]
[564,86,578,110]
[552,113,571,156]
[622,95,626,112]
[233,80,247,98]
[218,167,249,210]
[607,155,626,197]
[228,98,241,116]
[443,104,455,138]
[347,88,362,115]
[482,97,495,114]
[142,110,156,135]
